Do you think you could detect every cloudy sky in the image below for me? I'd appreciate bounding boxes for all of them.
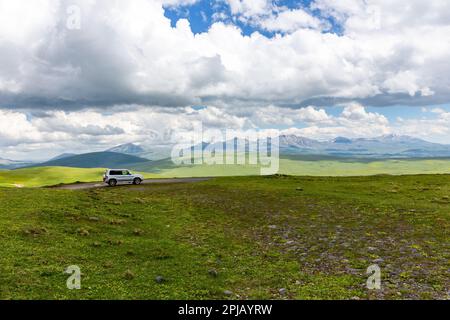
[1,0,450,160]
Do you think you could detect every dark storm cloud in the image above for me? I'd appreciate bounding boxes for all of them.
[0,92,198,110]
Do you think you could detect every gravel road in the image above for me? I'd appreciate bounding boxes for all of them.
[51,177,211,190]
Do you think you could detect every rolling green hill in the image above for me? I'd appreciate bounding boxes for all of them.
[0,167,105,188]
[3,157,450,188]
[0,167,157,188]
[130,157,450,178]
[33,152,149,169]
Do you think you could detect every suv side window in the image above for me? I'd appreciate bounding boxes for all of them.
[110,170,122,175]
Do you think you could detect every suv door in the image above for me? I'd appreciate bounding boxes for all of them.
[109,170,122,183]
[122,170,133,182]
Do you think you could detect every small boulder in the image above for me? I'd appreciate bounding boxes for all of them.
[208,269,218,277]
[223,290,233,296]
[123,270,135,280]
[76,228,90,236]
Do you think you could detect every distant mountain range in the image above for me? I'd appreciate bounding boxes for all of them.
[5,135,450,170]
[107,143,145,154]
[278,134,450,158]
[0,157,34,170]
[107,143,172,161]
[48,153,77,161]
[176,134,450,159]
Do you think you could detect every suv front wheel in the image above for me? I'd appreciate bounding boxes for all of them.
[108,179,117,187]
[133,178,142,185]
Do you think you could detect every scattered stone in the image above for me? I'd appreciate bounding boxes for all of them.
[268,225,277,229]
[373,258,384,264]
[296,187,304,191]
[88,216,100,222]
[155,276,165,284]
[107,239,124,245]
[23,227,48,236]
[279,288,287,295]
[92,241,101,247]
[133,228,144,236]
[208,269,218,277]
[123,270,135,280]
[367,246,377,252]
[109,219,126,225]
[119,213,132,218]
[223,290,233,296]
[76,228,90,236]
[350,296,360,300]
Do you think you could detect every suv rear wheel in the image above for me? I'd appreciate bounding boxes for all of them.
[133,178,142,185]
[108,179,117,187]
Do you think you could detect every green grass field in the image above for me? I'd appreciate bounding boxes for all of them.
[0,167,157,188]
[0,167,105,188]
[148,158,450,178]
[2,158,450,188]
[0,175,448,299]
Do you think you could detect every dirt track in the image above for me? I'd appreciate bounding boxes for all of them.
[51,177,211,190]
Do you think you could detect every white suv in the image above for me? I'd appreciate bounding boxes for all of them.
[103,169,144,187]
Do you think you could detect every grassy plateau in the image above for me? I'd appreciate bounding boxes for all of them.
[0,174,448,299]
[0,167,105,188]
[3,157,450,188]
[0,167,157,188]
[133,157,450,177]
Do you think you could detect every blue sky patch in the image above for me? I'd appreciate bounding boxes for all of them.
[163,0,342,36]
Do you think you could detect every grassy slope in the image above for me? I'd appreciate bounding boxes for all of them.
[0,167,105,188]
[3,158,450,188]
[138,158,450,178]
[279,158,450,176]
[0,175,448,299]
[0,167,158,188]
